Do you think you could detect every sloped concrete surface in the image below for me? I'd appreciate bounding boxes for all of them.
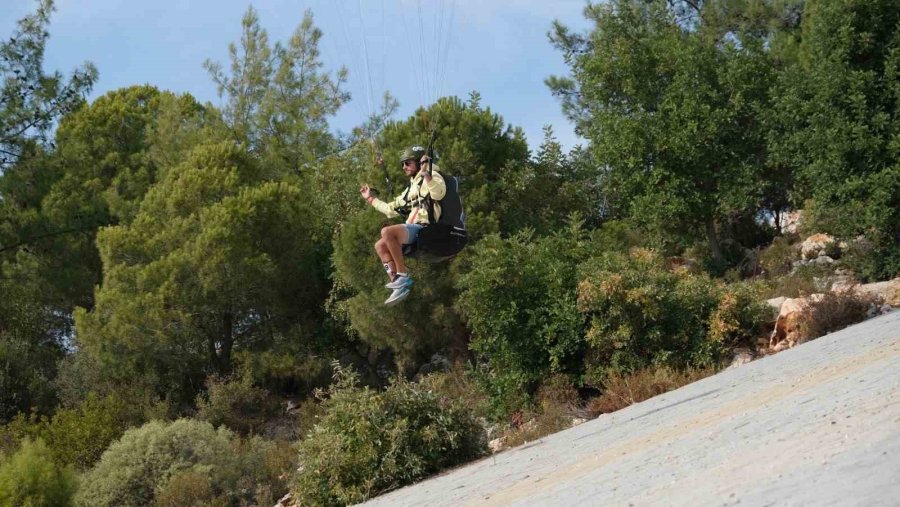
[364,311,900,506]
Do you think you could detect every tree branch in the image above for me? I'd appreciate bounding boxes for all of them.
[0,223,102,254]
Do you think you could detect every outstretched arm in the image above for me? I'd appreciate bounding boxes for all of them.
[362,183,404,219]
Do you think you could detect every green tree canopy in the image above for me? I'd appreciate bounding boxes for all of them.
[548,0,778,268]
[0,0,96,170]
[330,96,535,375]
[767,0,900,279]
[75,142,331,406]
[205,6,348,173]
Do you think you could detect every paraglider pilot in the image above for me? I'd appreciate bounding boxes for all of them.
[359,146,446,305]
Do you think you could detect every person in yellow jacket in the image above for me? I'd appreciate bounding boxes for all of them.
[359,145,446,305]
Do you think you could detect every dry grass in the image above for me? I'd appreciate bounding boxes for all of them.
[763,264,833,298]
[586,366,719,417]
[799,290,880,342]
[418,364,493,420]
[501,375,581,448]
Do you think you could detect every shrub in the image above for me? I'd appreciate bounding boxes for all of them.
[501,374,581,448]
[800,291,877,342]
[0,393,143,471]
[0,438,77,507]
[764,263,833,298]
[232,436,296,506]
[417,364,492,422]
[707,283,770,349]
[151,436,296,507]
[586,366,718,417]
[841,232,900,283]
[577,249,724,384]
[195,375,280,436]
[457,226,587,415]
[76,419,240,507]
[759,236,799,277]
[153,471,229,507]
[292,364,486,506]
[43,393,142,470]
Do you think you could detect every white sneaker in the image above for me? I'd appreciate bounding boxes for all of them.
[385,287,411,306]
[385,274,413,290]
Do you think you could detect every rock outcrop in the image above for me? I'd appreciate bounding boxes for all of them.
[800,233,837,260]
[769,295,821,351]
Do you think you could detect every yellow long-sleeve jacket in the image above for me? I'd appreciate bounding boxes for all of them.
[371,165,446,225]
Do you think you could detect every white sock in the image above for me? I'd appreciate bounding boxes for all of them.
[396,272,409,278]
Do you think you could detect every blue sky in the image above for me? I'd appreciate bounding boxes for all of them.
[3,0,592,152]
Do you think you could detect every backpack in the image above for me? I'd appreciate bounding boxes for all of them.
[403,172,467,262]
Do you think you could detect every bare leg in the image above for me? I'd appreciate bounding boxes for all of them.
[374,239,396,281]
[380,225,409,275]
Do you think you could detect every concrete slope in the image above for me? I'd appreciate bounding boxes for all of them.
[364,311,900,506]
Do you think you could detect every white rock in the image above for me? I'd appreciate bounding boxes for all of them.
[729,348,755,368]
[800,233,836,260]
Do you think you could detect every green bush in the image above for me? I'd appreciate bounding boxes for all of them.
[43,393,142,470]
[707,283,770,349]
[76,419,240,507]
[151,436,295,507]
[153,471,229,507]
[292,364,486,506]
[0,393,143,471]
[195,375,280,436]
[0,438,77,507]
[232,436,296,506]
[578,249,758,384]
[764,263,833,299]
[759,236,799,278]
[417,365,492,423]
[501,374,581,449]
[457,226,587,415]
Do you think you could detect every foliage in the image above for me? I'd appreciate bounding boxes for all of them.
[501,374,581,448]
[53,395,141,466]
[76,419,241,507]
[0,331,61,423]
[293,364,486,506]
[195,375,281,436]
[763,263,833,299]
[767,0,900,280]
[75,142,331,407]
[330,96,534,373]
[759,235,800,278]
[416,365,493,423]
[578,249,754,384]
[548,0,778,269]
[800,290,876,342]
[153,471,229,507]
[7,393,143,471]
[1,87,208,421]
[707,282,770,348]
[205,6,347,172]
[0,438,77,507]
[457,225,587,415]
[2,86,204,325]
[0,0,96,170]
[231,436,296,507]
[586,365,719,417]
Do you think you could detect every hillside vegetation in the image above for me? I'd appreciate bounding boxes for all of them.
[1,1,898,505]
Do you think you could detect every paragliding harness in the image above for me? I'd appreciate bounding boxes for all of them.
[401,135,468,262]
